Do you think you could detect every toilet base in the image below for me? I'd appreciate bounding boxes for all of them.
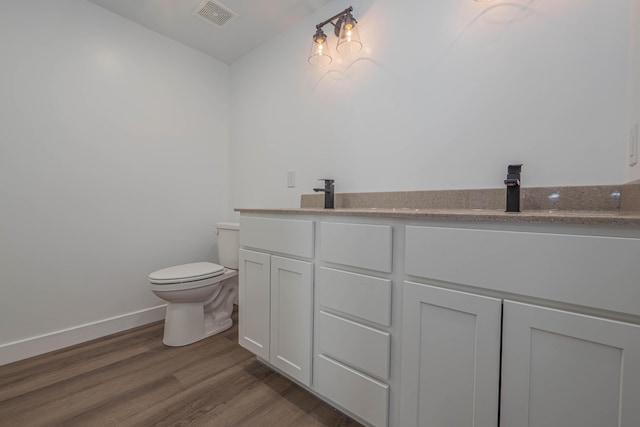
[162,303,234,346]
[204,316,232,337]
[162,302,205,346]
[161,277,237,347]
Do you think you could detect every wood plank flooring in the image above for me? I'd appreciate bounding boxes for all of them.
[0,309,362,426]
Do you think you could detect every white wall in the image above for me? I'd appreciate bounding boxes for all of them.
[630,0,640,182]
[230,0,634,211]
[0,0,229,363]
[1,0,636,364]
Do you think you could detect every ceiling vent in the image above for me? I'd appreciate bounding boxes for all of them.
[193,0,238,28]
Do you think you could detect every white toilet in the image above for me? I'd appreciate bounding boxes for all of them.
[148,222,240,346]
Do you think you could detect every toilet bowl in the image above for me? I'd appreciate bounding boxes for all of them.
[149,223,240,346]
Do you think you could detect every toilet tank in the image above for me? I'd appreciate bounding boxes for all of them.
[216,222,240,269]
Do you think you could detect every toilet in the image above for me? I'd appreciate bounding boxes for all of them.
[148,222,240,346]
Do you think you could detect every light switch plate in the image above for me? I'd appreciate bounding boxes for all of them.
[287,170,296,188]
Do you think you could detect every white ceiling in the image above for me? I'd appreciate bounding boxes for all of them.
[85,0,334,64]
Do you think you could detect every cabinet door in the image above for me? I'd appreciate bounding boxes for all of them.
[238,249,271,360]
[501,301,640,427]
[400,282,502,427]
[270,256,313,385]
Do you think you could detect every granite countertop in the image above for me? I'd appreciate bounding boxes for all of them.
[235,207,640,226]
[235,182,640,226]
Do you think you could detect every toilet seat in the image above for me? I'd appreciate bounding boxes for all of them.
[149,262,224,285]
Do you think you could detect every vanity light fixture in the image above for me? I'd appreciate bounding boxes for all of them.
[308,6,362,67]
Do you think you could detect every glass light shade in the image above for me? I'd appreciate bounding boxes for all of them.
[308,38,332,67]
[336,18,362,55]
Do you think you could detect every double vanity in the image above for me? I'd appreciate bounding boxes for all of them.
[236,184,640,427]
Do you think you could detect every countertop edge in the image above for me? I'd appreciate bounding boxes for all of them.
[234,208,640,226]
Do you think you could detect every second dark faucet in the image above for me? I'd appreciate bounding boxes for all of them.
[504,164,522,212]
[313,179,335,209]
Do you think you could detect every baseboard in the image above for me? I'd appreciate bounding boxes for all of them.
[0,305,167,367]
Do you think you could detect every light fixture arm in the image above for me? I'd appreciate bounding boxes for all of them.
[314,6,354,35]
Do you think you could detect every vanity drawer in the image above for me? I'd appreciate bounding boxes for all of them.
[318,267,391,326]
[405,225,640,316]
[240,217,314,258]
[320,222,392,272]
[317,354,389,427]
[318,311,390,380]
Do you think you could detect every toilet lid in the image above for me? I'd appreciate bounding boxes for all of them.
[149,262,224,284]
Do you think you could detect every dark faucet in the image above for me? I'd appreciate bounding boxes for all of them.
[313,179,335,209]
[504,164,522,212]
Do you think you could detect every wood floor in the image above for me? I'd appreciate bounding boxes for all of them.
[0,309,362,427]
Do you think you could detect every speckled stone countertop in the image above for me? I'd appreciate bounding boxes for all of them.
[235,182,640,226]
[235,207,640,226]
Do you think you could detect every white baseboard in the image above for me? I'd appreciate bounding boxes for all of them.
[0,305,167,367]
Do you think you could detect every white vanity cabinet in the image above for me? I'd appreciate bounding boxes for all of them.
[403,224,640,427]
[238,217,314,386]
[238,248,270,360]
[399,282,502,427]
[500,301,640,427]
[316,221,393,427]
[237,211,640,427]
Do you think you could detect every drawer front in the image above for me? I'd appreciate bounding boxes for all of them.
[405,225,640,317]
[240,216,314,258]
[317,354,389,427]
[318,311,391,380]
[320,222,392,272]
[319,267,392,326]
